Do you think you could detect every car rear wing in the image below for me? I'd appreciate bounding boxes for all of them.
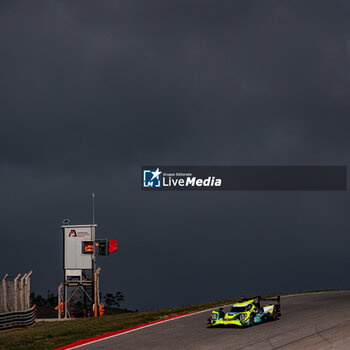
[261,296,281,307]
[239,295,281,305]
[239,295,261,302]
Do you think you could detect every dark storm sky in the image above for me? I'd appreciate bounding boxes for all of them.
[1,1,349,310]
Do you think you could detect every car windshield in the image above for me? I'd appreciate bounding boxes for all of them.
[230,306,248,313]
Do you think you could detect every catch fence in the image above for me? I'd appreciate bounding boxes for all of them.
[0,271,32,313]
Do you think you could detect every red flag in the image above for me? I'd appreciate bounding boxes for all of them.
[108,239,117,254]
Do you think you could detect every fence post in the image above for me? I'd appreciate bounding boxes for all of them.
[94,267,101,317]
[25,271,33,309]
[57,283,63,319]
[19,274,27,311]
[13,274,21,311]
[1,274,8,313]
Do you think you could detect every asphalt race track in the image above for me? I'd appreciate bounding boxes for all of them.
[80,291,350,350]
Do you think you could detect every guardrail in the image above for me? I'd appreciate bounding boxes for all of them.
[0,305,36,331]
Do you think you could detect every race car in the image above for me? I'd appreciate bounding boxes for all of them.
[208,296,281,327]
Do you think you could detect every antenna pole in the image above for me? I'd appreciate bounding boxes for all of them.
[92,192,95,225]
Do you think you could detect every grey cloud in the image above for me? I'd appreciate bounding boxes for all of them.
[0,1,350,310]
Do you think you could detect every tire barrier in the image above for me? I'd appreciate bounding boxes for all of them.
[0,305,36,331]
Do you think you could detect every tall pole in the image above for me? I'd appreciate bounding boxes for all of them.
[92,192,96,315]
[92,192,95,225]
[94,267,101,317]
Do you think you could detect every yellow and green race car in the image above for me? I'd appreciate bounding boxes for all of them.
[208,296,281,327]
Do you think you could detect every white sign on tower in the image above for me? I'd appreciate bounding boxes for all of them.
[61,224,97,278]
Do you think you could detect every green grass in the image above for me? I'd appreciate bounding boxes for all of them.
[0,298,237,350]
[0,289,343,350]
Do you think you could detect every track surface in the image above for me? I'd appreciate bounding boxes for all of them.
[80,291,350,350]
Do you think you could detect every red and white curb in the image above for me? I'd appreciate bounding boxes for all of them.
[53,311,204,350]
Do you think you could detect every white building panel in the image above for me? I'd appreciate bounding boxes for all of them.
[62,224,96,270]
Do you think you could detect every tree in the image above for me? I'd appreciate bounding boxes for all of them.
[30,292,46,307]
[103,291,124,308]
[30,291,57,308]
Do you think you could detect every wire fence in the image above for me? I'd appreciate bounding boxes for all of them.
[0,271,32,314]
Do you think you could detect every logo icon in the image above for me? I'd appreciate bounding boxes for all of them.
[143,168,162,188]
[69,230,77,237]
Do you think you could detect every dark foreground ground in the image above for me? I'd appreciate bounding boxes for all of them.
[83,291,350,350]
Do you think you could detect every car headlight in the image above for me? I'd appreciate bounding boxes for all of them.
[211,313,217,320]
[239,313,247,321]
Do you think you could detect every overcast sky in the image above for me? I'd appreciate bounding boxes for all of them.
[0,1,349,310]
